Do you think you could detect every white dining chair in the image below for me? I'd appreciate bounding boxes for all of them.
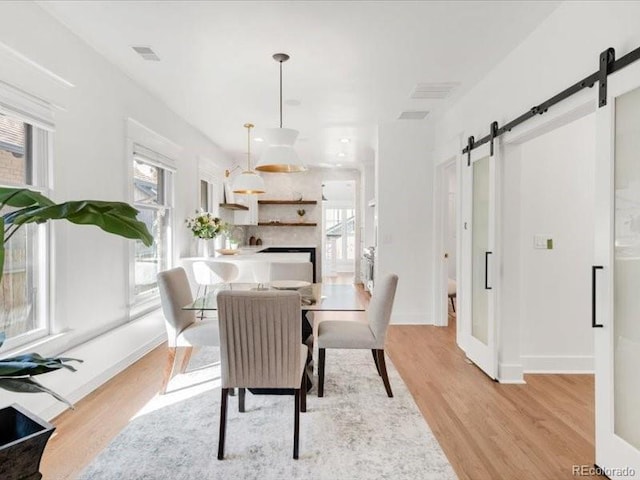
[157,267,219,394]
[316,273,398,398]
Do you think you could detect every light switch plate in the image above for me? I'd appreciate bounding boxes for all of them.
[534,234,553,249]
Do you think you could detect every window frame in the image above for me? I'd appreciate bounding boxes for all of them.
[0,112,52,351]
[128,144,175,318]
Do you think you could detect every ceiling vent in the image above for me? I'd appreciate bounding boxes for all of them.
[410,82,459,99]
[131,46,160,61]
[398,110,429,120]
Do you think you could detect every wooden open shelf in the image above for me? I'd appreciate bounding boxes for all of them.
[258,222,318,227]
[219,203,249,211]
[258,200,318,205]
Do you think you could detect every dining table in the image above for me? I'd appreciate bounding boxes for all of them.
[182,282,366,393]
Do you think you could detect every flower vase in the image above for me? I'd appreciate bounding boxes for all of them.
[197,238,215,257]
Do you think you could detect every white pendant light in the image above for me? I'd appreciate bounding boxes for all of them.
[233,123,266,194]
[255,53,306,173]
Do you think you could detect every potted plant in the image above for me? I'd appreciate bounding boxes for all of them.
[0,186,153,480]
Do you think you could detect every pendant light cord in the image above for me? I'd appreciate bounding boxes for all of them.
[279,60,283,128]
[245,123,254,170]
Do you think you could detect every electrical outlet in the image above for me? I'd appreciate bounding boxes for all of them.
[534,234,553,250]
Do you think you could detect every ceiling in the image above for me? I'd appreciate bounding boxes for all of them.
[40,1,560,167]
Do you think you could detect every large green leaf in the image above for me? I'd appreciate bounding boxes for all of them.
[7,200,153,247]
[0,215,4,285]
[0,377,74,409]
[0,353,81,377]
[0,188,54,209]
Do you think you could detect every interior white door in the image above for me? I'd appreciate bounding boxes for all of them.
[594,60,640,479]
[461,142,498,379]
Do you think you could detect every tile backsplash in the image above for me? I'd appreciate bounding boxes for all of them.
[239,167,360,247]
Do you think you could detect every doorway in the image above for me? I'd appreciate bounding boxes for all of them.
[322,180,356,283]
[435,157,458,328]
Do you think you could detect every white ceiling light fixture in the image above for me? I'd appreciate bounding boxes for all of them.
[255,53,306,173]
[232,123,266,194]
[340,138,350,143]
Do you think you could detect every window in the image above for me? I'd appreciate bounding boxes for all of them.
[0,112,50,348]
[323,206,356,276]
[199,177,220,214]
[324,207,356,262]
[131,147,174,308]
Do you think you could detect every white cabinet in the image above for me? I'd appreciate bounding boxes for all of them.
[232,194,258,225]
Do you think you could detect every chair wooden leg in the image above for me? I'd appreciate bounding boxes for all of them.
[318,348,325,397]
[300,375,307,413]
[238,387,246,413]
[160,347,177,394]
[371,349,381,375]
[293,389,300,459]
[450,296,456,313]
[217,388,229,460]
[376,349,393,398]
[179,347,193,374]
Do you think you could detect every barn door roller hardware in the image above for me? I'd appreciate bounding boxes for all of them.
[462,45,640,157]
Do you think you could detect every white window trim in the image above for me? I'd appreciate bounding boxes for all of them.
[0,80,55,132]
[0,85,54,349]
[125,124,182,320]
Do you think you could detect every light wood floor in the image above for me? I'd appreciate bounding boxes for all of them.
[41,295,603,480]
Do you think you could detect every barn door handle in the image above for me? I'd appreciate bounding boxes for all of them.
[592,265,604,328]
[485,251,493,290]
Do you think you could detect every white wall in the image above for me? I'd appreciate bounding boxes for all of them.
[362,163,376,249]
[0,1,231,417]
[429,1,640,379]
[518,113,596,372]
[433,2,640,156]
[377,120,434,324]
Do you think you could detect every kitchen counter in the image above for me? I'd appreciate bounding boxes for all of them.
[181,245,318,283]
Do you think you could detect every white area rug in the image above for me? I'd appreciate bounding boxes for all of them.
[78,348,457,480]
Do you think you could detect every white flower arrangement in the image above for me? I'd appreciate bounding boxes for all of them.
[185,210,227,239]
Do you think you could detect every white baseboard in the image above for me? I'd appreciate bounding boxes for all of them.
[0,310,167,421]
[498,363,525,384]
[522,355,594,374]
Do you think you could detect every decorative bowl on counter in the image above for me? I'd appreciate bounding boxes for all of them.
[216,248,240,255]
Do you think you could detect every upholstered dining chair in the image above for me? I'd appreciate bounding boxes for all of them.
[316,273,398,398]
[269,261,313,283]
[216,290,307,460]
[269,261,315,325]
[157,267,219,394]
